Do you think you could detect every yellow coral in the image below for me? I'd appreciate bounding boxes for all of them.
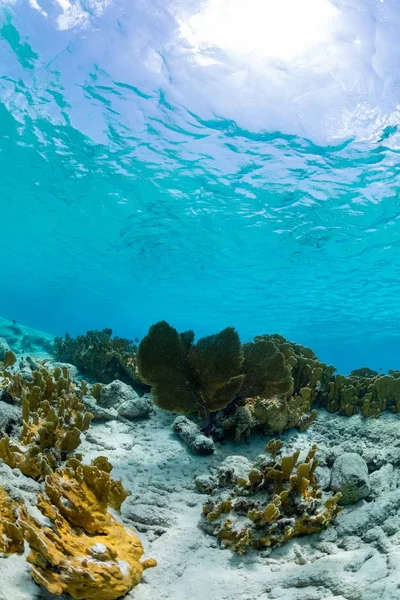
[0,366,92,480]
[18,456,156,600]
[202,441,341,553]
[243,390,316,437]
[0,487,24,554]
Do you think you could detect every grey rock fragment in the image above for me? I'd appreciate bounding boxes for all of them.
[336,488,400,537]
[315,465,331,491]
[369,463,399,499]
[92,380,153,420]
[172,416,215,455]
[117,392,153,419]
[83,395,118,421]
[330,453,370,505]
[50,361,79,380]
[99,380,140,409]
[195,474,215,494]
[216,455,252,486]
[0,400,21,433]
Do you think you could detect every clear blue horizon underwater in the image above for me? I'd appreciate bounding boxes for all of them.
[1,0,400,375]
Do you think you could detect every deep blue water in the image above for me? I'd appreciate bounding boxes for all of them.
[1,0,400,374]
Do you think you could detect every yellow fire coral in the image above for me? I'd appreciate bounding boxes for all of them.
[246,388,317,434]
[18,455,156,600]
[325,370,400,417]
[0,486,24,554]
[0,365,92,479]
[201,442,341,554]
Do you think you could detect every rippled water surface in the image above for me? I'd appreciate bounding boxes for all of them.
[1,0,400,373]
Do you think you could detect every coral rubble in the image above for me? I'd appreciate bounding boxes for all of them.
[201,442,341,553]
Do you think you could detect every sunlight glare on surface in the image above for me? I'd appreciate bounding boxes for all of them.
[179,0,339,63]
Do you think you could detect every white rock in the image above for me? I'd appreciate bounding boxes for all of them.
[330,453,370,505]
[118,393,153,420]
[172,416,215,455]
[99,380,141,409]
[83,395,118,421]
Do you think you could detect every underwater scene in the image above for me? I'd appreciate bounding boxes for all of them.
[1,0,400,599]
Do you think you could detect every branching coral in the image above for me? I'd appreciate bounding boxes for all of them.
[325,370,400,417]
[0,486,24,554]
[18,455,156,600]
[201,442,341,554]
[137,321,245,421]
[53,329,148,394]
[0,366,92,479]
[245,334,335,400]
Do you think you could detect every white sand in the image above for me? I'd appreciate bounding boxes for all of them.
[1,406,397,600]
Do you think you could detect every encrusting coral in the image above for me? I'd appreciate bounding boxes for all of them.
[0,486,24,554]
[0,365,93,479]
[18,455,156,600]
[201,441,342,554]
[53,329,149,394]
[137,321,245,425]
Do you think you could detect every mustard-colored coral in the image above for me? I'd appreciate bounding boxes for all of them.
[217,335,332,441]
[325,370,400,417]
[201,442,341,554]
[18,456,156,600]
[245,388,317,435]
[0,486,24,554]
[0,366,92,479]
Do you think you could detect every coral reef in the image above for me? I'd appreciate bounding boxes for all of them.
[18,455,156,599]
[241,334,335,402]
[324,370,400,417]
[53,329,148,394]
[0,486,24,554]
[216,335,329,440]
[245,389,318,434]
[0,365,92,479]
[137,321,245,420]
[201,442,341,553]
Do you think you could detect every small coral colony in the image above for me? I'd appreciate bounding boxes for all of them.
[0,322,399,598]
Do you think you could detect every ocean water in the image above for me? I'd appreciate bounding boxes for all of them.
[1,0,400,375]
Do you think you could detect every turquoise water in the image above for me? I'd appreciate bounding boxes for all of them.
[1,0,400,374]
